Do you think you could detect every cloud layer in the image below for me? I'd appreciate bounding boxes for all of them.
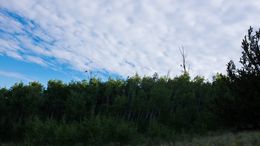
[1,0,260,79]
[0,70,32,82]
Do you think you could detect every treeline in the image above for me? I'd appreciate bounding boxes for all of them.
[0,27,259,145]
[0,74,227,145]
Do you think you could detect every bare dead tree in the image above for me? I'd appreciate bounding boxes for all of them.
[179,45,189,74]
[85,70,93,80]
[166,69,171,80]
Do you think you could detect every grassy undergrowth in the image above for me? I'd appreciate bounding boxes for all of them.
[1,131,260,146]
[166,131,260,146]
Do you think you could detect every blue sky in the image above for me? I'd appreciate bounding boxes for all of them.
[1,0,260,87]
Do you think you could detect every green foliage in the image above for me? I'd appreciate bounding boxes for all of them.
[0,74,217,144]
[0,70,259,144]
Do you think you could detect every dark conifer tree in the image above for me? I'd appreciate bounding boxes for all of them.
[226,27,260,130]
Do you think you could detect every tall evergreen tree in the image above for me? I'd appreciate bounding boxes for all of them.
[226,27,260,130]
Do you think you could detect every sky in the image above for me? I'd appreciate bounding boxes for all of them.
[1,0,260,87]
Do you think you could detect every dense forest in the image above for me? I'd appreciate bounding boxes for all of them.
[0,27,260,145]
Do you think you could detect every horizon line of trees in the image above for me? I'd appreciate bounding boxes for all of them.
[0,27,259,145]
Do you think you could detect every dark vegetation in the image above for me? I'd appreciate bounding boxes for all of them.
[0,27,260,145]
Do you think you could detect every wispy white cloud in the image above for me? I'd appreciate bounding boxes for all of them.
[0,70,33,81]
[1,0,260,79]
[25,55,47,66]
